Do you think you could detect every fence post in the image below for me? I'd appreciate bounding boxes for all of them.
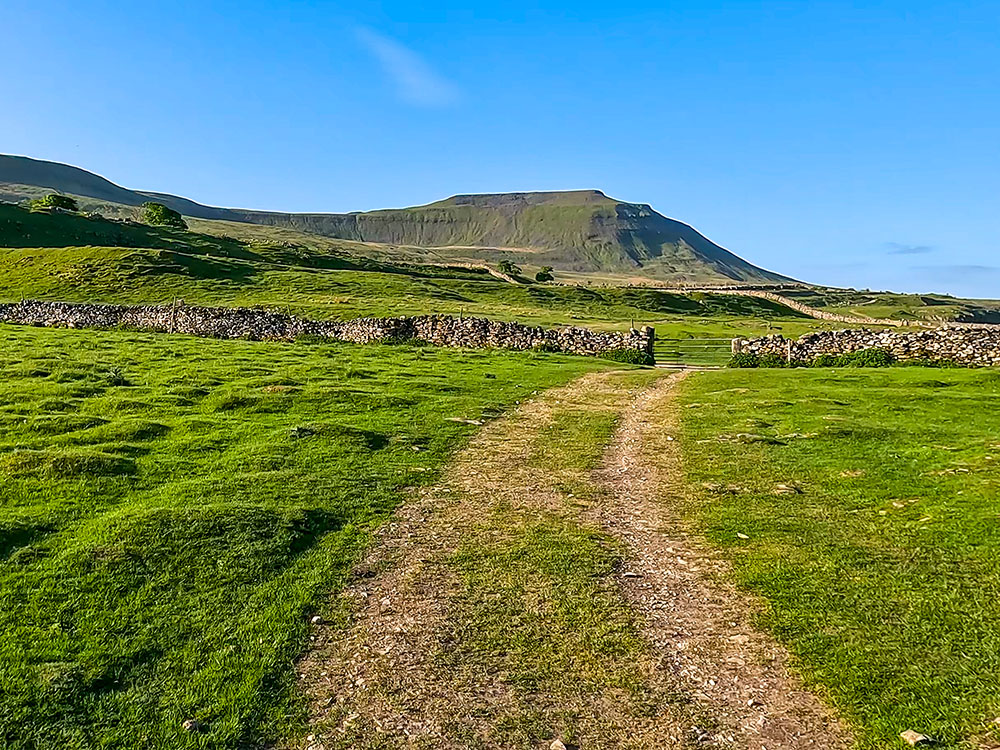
[786,339,792,364]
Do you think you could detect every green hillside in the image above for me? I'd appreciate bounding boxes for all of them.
[0,203,819,343]
[0,202,242,255]
[0,154,791,283]
[0,203,480,276]
[227,190,792,282]
[6,202,999,332]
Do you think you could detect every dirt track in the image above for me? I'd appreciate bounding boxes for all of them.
[295,371,852,749]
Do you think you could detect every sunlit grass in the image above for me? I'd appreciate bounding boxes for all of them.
[0,324,611,748]
[678,368,1000,749]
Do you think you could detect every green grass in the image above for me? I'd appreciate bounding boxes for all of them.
[0,324,612,749]
[677,368,1000,749]
[0,203,489,279]
[0,245,820,339]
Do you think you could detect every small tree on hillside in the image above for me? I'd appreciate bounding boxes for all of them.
[30,194,78,212]
[140,201,187,229]
[535,265,554,282]
[497,260,522,277]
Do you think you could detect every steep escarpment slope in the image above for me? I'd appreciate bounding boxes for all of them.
[0,154,791,282]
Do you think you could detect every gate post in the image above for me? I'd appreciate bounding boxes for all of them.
[640,325,655,358]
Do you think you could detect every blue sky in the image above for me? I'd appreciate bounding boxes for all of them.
[2,1,997,297]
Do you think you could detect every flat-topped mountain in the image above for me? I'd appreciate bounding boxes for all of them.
[0,154,792,283]
[430,190,614,207]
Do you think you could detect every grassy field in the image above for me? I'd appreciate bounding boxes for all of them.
[16,203,955,358]
[677,368,1000,749]
[10,185,1000,750]
[0,206,825,344]
[0,324,614,749]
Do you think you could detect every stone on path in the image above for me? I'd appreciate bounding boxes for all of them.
[900,729,932,746]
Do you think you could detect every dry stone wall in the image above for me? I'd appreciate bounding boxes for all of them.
[0,300,653,359]
[734,327,1000,366]
[714,290,915,326]
[674,287,933,326]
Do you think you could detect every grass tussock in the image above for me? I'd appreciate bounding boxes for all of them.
[1,449,136,478]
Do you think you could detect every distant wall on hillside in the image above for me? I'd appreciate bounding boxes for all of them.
[734,328,1000,366]
[0,300,654,360]
[719,290,916,326]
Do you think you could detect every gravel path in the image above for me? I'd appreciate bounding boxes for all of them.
[592,371,853,749]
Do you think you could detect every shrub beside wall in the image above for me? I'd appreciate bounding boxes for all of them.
[730,348,896,368]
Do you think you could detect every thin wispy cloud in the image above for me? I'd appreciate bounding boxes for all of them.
[886,242,935,255]
[355,27,459,107]
[806,261,871,270]
[911,264,999,277]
